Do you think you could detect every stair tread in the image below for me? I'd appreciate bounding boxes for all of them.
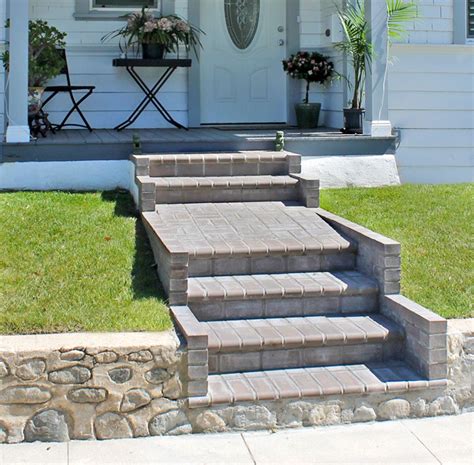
[144,202,354,258]
[188,271,377,301]
[141,175,298,189]
[135,151,290,163]
[204,314,403,352]
[188,362,447,407]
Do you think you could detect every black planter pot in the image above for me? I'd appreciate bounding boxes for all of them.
[142,43,165,60]
[295,103,321,129]
[342,108,365,134]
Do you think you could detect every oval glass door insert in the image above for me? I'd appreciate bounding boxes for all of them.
[224,0,260,50]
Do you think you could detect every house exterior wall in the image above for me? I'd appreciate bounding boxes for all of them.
[388,0,474,183]
[0,1,6,137]
[26,0,189,130]
[389,43,473,183]
[403,0,454,44]
[0,0,472,183]
[308,0,474,184]
[300,0,345,128]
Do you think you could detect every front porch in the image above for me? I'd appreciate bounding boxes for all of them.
[2,0,394,144]
[0,127,396,163]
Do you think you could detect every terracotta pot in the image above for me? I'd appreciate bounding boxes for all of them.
[142,43,165,60]
[295,103,321,129]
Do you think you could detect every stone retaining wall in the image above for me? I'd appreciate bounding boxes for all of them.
[0,332,184,443]
[0,320,472,443]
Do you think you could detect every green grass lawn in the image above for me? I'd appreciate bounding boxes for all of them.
[1,185,471,335]
[321,184,473,319]
[0,191,171,335]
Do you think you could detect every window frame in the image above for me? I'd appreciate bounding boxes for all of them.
[74,0,175,21]
[90,1,159,12]
[454,0,474,44]
[467,0,474,40]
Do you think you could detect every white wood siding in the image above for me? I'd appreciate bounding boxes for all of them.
[389,44,474,183]
[28,0,189,129]
[299,0,344,128]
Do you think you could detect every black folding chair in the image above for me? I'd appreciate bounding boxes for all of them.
[42,49,95,131]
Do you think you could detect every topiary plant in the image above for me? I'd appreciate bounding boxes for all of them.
[2,19,67,87]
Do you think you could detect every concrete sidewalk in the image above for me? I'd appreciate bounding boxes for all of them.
[0,413,472,465]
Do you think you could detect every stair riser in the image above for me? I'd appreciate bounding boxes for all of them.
[155,186,299,204]
[209,340,403,374]
[188,252,356,277]
[149,161,292,178]
[189,294,378,321]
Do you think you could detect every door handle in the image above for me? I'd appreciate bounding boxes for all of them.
[278,39,285,46]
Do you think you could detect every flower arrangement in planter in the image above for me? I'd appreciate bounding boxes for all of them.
[283,51,335,129]
[2,19,67,115]
[102,8,202,59]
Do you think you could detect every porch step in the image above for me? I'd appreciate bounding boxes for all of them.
[188,362,448,408]
[135,151,301,177]
[204,314,404,373]
[146,202,356,277]
[143,175,300,204]
[187,271,378,320]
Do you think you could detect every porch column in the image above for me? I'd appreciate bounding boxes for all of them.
[363,0,392,137]
[6,0,29,143]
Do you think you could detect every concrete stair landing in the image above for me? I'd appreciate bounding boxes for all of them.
[133,150,448,409]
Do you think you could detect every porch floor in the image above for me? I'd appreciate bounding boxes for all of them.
[1,127,396,163]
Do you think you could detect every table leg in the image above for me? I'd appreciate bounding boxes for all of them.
[114,66,187,131]
[128,67,187,130]
[114,67,173,130]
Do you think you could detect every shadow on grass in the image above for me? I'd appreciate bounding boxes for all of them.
[101,190,166,302]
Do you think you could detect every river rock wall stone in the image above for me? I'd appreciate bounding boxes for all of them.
[0,331,183,443]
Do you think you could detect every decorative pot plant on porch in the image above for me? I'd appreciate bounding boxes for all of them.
[1,19,67,116]
[102,8,201,60]
[334,0,416,134]
[283,51,335,129]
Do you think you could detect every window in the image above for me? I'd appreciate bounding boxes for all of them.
[468,0,474,39]
[91,1,158,10]
[454,0,474,43]
[74,0,168,20]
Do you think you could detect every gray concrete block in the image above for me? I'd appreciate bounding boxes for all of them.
[218,352,261,373]
[191,302,225,321]
[261,349,302,370]
[321,253,356,270]
[186,380,208,397]
[213,257,251,276]
[188,365,209,380]
[251,256,287,274]
[188,349,209,365]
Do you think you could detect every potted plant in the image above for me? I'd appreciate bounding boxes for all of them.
[102,8,202,60]
[335,0,416,134]
[283,51,335,129]
[2,20,67,116]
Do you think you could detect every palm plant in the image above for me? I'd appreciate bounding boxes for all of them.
[334,0,417,110]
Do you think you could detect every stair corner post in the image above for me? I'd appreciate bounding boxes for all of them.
[363,0,392,137]
[5,0,30,144]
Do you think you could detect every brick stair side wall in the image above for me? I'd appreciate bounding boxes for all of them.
[381,295,448,380]
[316,208,401,295]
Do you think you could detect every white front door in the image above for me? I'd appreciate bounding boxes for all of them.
[200,0,287,124]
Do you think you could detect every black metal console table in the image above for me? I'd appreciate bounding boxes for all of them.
[112,58,191,131]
